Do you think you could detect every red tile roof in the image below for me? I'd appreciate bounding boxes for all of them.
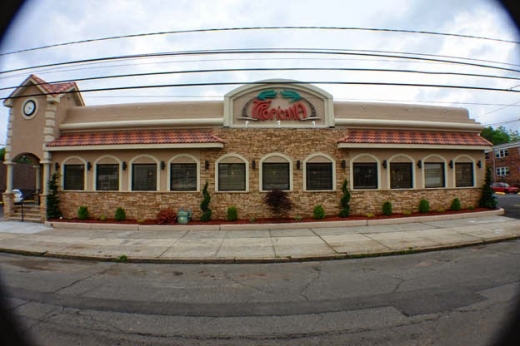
[338,130,492,146]
[29,74,77,96]
[47,130,225,147]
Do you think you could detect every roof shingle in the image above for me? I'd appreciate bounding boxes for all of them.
[47,130,225,147]
[338,130,491,146]
[29,74,77,96]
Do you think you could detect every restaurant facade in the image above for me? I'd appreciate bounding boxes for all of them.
[2,75,492,222]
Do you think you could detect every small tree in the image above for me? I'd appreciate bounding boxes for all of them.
[339,179,351,217]
[264,189,293,219]
[46,172,62,219]
[479,166,497,209]
[200,181,212,222]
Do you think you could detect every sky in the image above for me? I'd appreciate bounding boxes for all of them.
[0,0,519,146]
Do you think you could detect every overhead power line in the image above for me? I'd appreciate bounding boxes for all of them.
[2,47,520,77]
[2,67,520,94]
[3,80,520,102]
[1,26,518,57]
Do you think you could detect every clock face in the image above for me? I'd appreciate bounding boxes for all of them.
[23,100,36,117]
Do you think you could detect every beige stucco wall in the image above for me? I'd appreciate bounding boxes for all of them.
[7,85,48,161]
[334,102,476,125]
[62,101,223,126]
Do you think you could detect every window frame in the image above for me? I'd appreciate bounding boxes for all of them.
[218,162,247,191]
[262,162,290,191]
[424,162,445,188]
[305,162,334,191]
[352,162,378,190]
[390,162,413,189]
[170,162,198,191]
[95,163,119,191]
[63,164,85,191]
[131,163,158,191]
[455,162,474,187]
[496,166,510,176]
[495,149,509,158]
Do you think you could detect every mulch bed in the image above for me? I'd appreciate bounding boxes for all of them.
[49,207,493,226]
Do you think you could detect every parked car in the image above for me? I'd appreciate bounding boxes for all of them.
[12,189,23,203]
[491,182,519,194]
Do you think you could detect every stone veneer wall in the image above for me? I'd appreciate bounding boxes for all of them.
[57,188,481,220]
[55,128,483,220]
[349,188,481,215]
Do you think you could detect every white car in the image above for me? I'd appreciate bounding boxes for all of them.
[12,189,23,203]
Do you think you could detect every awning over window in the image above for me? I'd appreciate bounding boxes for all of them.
[338,129,492,149]
[47,130,225,151]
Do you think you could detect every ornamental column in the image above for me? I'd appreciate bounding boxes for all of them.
[2,161,15,219]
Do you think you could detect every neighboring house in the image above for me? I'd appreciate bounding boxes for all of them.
[2,75,491,222]
[485,140,520,186]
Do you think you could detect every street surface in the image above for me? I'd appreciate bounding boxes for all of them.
[497,194,520,219]
[1,239,520,345]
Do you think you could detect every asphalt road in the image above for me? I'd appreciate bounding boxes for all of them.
[1,239,520,345]
[496,194,520,219]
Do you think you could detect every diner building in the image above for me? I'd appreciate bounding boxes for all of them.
[2,75,492,222]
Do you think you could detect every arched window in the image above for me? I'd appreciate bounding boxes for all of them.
[260,153,292,191]
[216,154,248,192]
[454,155,475,187]
[351,154,379,190]
[130,155,158,191]
[95,156,120,191]
[304,153,335,191]
[423,155,446,188]
[389,154,414,189]
[62,156,86,191]
[169,154,199,192]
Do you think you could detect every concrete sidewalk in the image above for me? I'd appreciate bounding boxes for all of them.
[0,209,519,263]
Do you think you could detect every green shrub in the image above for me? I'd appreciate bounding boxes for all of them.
[382,201,393,216]
[115,207,126,221]
[249,217,256,223]
[479,166,497,209]
[339,179,351,217]
[78,206,89,220]
[157,208,177,224]
[294,215,303,222]
[437,207,445,213]
[403,210,412,216]
[468,205,475,210]
[46,172,62,219]
[200,181,212,222]
[450,198,461,211]
[227,206,238,221]
[99,214,107,221]
[264,189,294,218]
[313,205,326,219]
[418,199,430,213]
[366,213,375,218]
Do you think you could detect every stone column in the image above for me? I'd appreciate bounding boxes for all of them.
[2,161,15,219]
[4,161,14,193]
[40,162,51,221]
